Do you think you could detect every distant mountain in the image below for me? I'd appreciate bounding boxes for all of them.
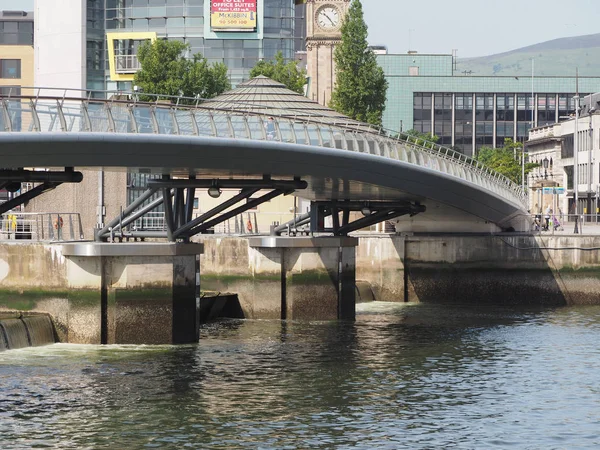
[456,33,600,77]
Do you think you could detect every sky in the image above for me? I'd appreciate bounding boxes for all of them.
[4,0,600,58]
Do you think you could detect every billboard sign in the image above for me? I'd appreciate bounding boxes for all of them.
[211,0,257,31]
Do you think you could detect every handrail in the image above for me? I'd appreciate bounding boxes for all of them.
[0,90,528,208]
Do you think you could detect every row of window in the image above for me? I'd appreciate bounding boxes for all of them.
[0,20,34,45]
[414,92,580,154]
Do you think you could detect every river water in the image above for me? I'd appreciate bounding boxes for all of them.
[1,302,600,449]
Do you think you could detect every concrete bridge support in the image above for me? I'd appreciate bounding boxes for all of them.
[61,243,202,344]
[200,236,357,320]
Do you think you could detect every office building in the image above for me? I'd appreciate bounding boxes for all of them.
[0,10,33,97]
[378,53,600,157]
[527,93,600,221]
[0,10,34,205]
[35,0,305,92]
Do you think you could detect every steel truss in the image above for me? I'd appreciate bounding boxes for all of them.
[274,200,426,236]
[0,168,83,215]
[95,176,308,242]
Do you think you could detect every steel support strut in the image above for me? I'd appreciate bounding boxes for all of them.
[304,201,426,236]
[0,167,83,215]
[99,177,307,242]
[0,182,59,215]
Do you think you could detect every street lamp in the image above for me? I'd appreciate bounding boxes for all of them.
[574,90,580,234]
[542,157,549,179]
[587,101,596,223]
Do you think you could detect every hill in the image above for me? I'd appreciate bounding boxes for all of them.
[456,33,600,77]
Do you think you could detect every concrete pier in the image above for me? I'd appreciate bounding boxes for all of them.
[0,242,202,344]
[200,236,357,320]
[62,243,202,344]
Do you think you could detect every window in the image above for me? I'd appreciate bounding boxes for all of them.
[0,86,21,96]
[0,20,34,45]
[0,59,21,79]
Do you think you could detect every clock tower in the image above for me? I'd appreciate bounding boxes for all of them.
[305,0,350,106]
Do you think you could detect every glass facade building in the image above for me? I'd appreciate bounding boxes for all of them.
[100,0,302,90]
[379,53,600,157]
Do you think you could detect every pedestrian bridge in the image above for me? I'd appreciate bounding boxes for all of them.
[0,78,529,238]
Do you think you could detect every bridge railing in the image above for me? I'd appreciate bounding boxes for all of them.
[0,87,527,209]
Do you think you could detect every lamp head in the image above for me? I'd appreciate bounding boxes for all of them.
[208,184,221,198]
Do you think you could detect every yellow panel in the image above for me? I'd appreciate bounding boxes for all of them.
[106,32,157,82]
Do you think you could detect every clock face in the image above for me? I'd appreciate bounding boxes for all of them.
[316,5,341,31]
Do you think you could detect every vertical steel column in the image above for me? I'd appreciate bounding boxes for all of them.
[185,175,196,224]
[170,108,180,135]
[55,100,67,131]
[1,100,11,131]
[127,105,138,133]
[176,188,186,229]
[105,103,115,132]
[29,100,40,131]
[162,187,175,241]
[190,110,200,136]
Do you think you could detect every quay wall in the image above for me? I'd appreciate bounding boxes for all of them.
[356,234,600,306]
[1,234,600,343]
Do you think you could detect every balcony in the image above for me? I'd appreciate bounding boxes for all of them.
[114,54,141,74]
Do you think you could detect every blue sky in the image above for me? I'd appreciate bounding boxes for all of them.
[5,0,600,57]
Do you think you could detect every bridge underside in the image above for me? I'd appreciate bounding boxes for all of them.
[0,133,529,233]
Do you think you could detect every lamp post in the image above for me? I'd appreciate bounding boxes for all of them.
[588,96,596,224]
[574,92,580,233]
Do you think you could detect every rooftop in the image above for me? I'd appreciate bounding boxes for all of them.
[199,76,375,131]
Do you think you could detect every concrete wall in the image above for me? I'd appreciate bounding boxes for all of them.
[357,234,600,306]
[356,235,406,302]
[25,169,127,240]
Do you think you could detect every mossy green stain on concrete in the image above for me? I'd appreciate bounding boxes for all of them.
[201,273,280,283]
[111,287,172,300]
[287,269,335,286]
[0,289,73,311]
[551,265,600,275]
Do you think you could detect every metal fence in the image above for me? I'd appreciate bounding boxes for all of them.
[0,212,84,241]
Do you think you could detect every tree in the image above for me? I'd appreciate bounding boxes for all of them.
[134,39,231,103]
[329,0,388,127]
[477,138,538,185]
[404,129,439,148]
[250,51,307,94]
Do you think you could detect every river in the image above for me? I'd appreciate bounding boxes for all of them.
[1,302,600,449]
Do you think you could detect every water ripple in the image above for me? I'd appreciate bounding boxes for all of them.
[1,303,600,448]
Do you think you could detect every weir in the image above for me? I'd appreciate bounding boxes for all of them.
[0,313,56,351]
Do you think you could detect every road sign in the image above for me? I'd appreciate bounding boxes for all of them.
[542,187,565,194]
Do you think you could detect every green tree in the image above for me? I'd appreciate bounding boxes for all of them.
[329,0,388,127]
[249,51,307,94]
[134,39,231,103]
[404,129,439,148]
[477,138,538,184]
